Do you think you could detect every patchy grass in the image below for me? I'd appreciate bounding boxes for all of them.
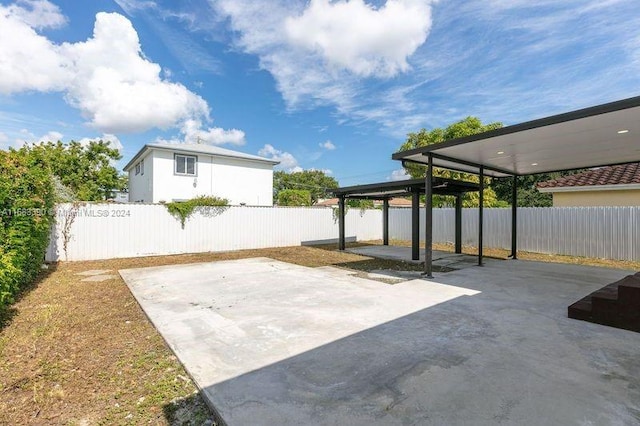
[432,241,640,271]
[1,241,638,425]
[0,245,404,425]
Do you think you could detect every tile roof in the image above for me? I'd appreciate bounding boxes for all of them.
[537,163,640,189]
[315,198,339,206]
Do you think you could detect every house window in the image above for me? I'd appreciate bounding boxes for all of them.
[140,159,144,175]
[135,162,140,175]
[175,154,197,176]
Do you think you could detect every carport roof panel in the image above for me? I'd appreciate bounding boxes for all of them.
[392,96,640,177]
[334,177,479,198]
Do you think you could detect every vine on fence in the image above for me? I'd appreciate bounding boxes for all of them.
[59,202,83,261]
[165,196,229,228]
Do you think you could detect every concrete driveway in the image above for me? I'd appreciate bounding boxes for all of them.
[120,257,640,425]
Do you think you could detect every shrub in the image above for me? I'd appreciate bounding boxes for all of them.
[277,189,311,206]
[165,196,228,228]
[0,147,54,309]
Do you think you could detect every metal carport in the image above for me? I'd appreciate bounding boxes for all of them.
[392,95,640,277]
[333,177,479,261]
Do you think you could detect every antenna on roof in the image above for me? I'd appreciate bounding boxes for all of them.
[196,136,203,144]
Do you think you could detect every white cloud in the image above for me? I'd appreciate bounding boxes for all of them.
[308,167,333,175]
[154,119,246,146]
[40,130,63,142]
[16,128,63,144]
[6,128,62,149]
[285,0,433,77]
[59,12,209,133]
[6,0,67,29]
[258,144,301,172]
[0,3,242,142]
[180,119,245,145]
[389,168,410,181]
[4,128,126,153]
[112,0,157,15]
[319,140,336,150]
[211,0,640,138]
[78,133,124,152]
[0,132,23,151]
[214,0,434,114]
[0,1,71,93]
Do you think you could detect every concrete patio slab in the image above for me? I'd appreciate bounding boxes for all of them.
[120,257,640,426]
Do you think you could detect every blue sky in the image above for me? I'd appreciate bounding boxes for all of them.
[1,0,639,185]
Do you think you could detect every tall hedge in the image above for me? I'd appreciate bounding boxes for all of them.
[0,147,54,309]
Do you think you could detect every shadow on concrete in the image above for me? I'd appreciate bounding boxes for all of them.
[0,263,58,332]
[333,258,454,274]
[199,293,487,425]
[193,262,640,425]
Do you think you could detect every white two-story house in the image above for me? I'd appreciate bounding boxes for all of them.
[124,143,279,205]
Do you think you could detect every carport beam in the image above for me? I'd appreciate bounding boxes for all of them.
[478,166,484,267]
[455,194,462,254]
[424,154,434,278]
[383,198,389,246]
[511,175,518,259]
[338,196,346,251]
[411,191,420,260]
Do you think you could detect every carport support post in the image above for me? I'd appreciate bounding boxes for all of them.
[411,191,420,260]
[511,175,518,259]
[338,196,346,251]
[478,166,484,266]
[424,154,433,278]
[382,198,389,246]
[455,194,462,254]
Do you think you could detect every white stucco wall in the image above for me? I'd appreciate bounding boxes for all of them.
[212,156,274,206]
[127,151,152,202]
[141,148,274,205]
[152,149,210,203]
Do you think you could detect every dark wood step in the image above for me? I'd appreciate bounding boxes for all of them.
[618,275,640,304]
[568,297,592,321]
[568,272,640,333]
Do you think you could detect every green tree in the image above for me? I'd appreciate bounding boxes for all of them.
[29,140,126,201]
[277,189,312,206]
[274,170,338,204]
[347,199,374,208]
[398,117,504,207]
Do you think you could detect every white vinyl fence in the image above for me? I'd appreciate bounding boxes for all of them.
[46,204,382,261]
[47,204,640,262]
[389,207,640,261]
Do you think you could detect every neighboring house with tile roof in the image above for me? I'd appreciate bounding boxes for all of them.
[124,143,279,205]
[537,163,640,207]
